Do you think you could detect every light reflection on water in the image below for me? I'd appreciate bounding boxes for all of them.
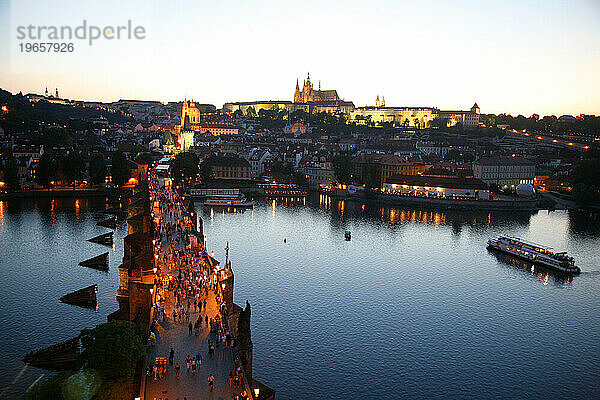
[0,196,599,399]
[201,195,600,400]
[0,197,125,398]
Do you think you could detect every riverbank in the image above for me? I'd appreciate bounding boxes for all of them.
[317,189,540,210]
[0,187,133,199]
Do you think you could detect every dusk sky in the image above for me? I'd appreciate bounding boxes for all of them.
[0,0,599,116]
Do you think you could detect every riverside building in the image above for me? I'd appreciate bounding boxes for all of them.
[383,174,490,200]
[472,156,535,188]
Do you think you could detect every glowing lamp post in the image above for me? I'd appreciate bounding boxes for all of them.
[254,388,260,398]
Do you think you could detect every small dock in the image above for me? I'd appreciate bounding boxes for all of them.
[79,252,109,272]
[87,232,113,246]
[60,284,98,309]
[23,337,80,371]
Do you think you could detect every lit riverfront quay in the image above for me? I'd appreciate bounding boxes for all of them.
[1,1,600,399]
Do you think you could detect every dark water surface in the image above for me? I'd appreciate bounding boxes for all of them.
[1,196,599,399]
[0,198,125,399]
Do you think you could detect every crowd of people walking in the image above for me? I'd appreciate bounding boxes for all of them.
[144,173,251,399]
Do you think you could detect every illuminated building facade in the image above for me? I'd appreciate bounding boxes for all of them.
[204,155,252,180]
[472,156,535,187]
[294,73,340,103]
[350,106,438,128]
[437,103,480,128]
[180,100,203,129]
[352,153,431,188]
[222,75,479,126]
[383,174,490,200]
[180,115,195,152]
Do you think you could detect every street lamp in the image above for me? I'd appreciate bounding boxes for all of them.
[254,388,260,398]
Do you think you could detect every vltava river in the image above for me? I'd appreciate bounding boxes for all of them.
[0,196,599,399]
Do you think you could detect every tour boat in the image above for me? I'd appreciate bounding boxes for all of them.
[203,195,254,209]
[487,236,580,274]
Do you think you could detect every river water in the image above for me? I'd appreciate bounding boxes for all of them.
[0,196,599,399]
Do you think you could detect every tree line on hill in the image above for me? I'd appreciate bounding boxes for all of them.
[481,113,600,137]
[1,149,131,190]
[0,88,132,132]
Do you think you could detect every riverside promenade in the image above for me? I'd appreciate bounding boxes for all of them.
[143,177,249,400]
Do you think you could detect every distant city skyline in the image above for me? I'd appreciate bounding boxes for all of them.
[1,0,599,117]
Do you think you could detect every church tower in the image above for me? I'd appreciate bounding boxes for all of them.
[181,100,189,127]
[294,79,302,103]
[471,102,480,114]
[302,72,313,103]
[180,114,195,152]
[376,95,380,107]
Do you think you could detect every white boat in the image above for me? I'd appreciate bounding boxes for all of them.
[203,194,254,208]
[487,236,580,274]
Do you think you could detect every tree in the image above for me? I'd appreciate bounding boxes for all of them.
[294,170,308,187]
[232,109,243,119]
[430,117,449,129]
[361,163,380,189]
[3,158,20,189]
[24,371,71,400]
[38,126,73,148]
[37,153,58,188]
[572,158,600,206]
[79,321,144,379]
[444,149,475,163]
[270,160,293,175]
[62,152,85,185]
[572,183,600,206]
[170,151,199,183]
[246,106,256,117]
[332,153,353,184]
[110,150,129,186]
[88,153,107,186]
[199,160,213,184]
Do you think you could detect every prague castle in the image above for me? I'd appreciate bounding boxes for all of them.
[294,73,340,103]
[223,73,354,115]
[221,73,481,129]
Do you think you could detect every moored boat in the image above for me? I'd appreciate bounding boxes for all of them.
[203,194,254,209]
[487,236,580,274]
